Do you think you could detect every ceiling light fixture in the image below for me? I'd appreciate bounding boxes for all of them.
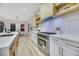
[22,8,26,12]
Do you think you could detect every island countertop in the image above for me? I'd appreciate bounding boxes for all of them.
[0,32,19,48]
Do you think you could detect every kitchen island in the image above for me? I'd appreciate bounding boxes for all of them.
[0,32,19,56]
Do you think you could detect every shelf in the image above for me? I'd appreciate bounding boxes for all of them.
[55,3,68,9]
[36,21,41,24]
[56,4,79,17]
[36,17,40,22]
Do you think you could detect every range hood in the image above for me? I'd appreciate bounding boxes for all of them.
[42,16,57,22]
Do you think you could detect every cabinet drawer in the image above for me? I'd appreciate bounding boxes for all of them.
[52,37,79,49]
[51,37,66,45]
[65,41,79,48]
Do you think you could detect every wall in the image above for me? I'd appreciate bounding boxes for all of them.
[38,20,52,32]
[38,17,64,33]
[61,11,79,35]
[39,11,79,35]
[0,19,28,34]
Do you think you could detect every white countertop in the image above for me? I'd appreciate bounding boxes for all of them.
[37,32,79,43]
[0,32,19,48]
[50,34,79,43]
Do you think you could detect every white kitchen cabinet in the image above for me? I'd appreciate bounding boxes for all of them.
[40,4,53,20]
[51,44,61,56]
[33,33,37,44]
[30,31,37,44]
[50,36,79,56]
[62,47,79,56]
[62,40,79,56]
[50,37,61,56]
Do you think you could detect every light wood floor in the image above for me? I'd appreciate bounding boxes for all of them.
[16,34,44,56]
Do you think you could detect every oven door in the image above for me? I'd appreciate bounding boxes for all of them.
[37,36,48,55]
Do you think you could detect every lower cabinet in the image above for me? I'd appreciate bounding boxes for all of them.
[50,37,79,56]
[50,44,61,56]
[31,32,37,44]
[62,47,79,56]
[50,38,61,56]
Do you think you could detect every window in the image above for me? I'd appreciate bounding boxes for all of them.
[20,24,25,31]
[10,23,16,31]
[0,21,4,32]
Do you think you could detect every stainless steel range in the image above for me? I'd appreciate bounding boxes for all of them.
[37,32,56,56]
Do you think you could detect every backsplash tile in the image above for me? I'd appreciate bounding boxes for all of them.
[39,11,79,35]
[62,11,79,34]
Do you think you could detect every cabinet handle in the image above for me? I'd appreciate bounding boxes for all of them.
[61,48,63,56]
[59,47,61,55]
[54,40,58,41]
[66,43,79,48]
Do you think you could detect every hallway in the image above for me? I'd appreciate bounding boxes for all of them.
[16,34,44,56]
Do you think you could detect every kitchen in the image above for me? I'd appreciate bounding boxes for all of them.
[0,3,79,56]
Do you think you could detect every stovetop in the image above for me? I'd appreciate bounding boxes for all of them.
[37,32,56,37]
[40,32,56,35]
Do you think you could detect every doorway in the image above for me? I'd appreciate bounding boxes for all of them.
[10,23,16,31]
[20,24,25,32]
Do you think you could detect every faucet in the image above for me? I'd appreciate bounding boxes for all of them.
[56,27,61,34]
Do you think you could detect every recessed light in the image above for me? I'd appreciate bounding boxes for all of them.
[22,8,26,12]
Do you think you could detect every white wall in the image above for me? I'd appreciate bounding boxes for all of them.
[38,18,64,33]
[38,20,52,32]
[61,11,79,35]
[39,11,79,35]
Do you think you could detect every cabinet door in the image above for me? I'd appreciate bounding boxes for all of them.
[63,47,79,56]
[33,33,37,44]
[54,44,61,56]
[50,43,61,56]
[50,37,61,56]
[40,4,53,20]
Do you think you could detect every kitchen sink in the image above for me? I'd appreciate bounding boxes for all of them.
[0,34,14,37]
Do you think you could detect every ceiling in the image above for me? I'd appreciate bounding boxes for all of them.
[0,3,40,22]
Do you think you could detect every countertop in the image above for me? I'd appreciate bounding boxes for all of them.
[0,32,19,48]
[50,34,79,43]
[37,32,56,37]
[37,32,79,43]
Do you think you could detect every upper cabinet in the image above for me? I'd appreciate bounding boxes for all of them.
[40,3,53,20]
[54,3,79,17]
[31,3,79,28]
[31,3,57,28]
[39,3,79,20]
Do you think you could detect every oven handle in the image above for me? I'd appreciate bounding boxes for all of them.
[38,36,48,42]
